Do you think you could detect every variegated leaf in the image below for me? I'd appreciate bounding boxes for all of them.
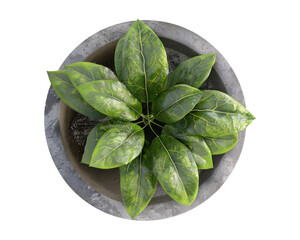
[152,84,202,124]
[65,62,118,87]
[120,20,169,102]
[90,123,145,169]
[120,141,157,219]
[162,125,213,169]
[76,80,142,121]
[166,54,216,88]
[173,90,255,137]
[151,135,198,205]
[47,70,105,118]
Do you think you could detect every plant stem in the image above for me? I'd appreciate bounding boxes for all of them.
[148,122,160,139]
[141,121,150,130]
[141,113,147,119]
[149,120,163,128]
[135,119,146,125]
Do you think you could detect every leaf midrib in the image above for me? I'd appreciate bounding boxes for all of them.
[67,66,116,84]
[172,55,213,82]
[156,136,188,200]
[192,109,244,116]
[137,22,150,113]
[67,67,95,85]
[155,92,200,118]
[132,154,143,213]
[78,80,142,117]
[52,74,74,87]
[91,128,141,166]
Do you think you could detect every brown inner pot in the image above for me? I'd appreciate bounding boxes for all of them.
[59,37,226,203]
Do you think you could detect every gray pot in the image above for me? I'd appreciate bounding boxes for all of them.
[44,20,246,220]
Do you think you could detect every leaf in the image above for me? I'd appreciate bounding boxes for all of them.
[81,119,123,165]
[120,141,157,219]
[76,80,142,121]
[151,135,198,205]
[120,20,169,102]
[172,90,255,137]
[204,133,238,155]
[47,70,105,118]
[166,54,216,88]
[90,123,145,169]
[152,84,202,124]
[65,62,118,87]
[81,124,106,165]
[162,125,213,169]
[114,34,127,80]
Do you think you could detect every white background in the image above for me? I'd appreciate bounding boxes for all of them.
[1,0,300,239]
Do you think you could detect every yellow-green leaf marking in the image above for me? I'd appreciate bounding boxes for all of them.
[151,135,198,205]
[81,124,106,165]
[65,62,118,87]
[204,133,238,155]
[90,123,145,169]
[76,80,142,121]
[120,141,157,219]
[162,125,213,169]
[119,20,169,102]
[114,33,127,80]
[47,70,105,118]
[166,54,216,88]
[173,90,255,137]
[81,119,123,165]
[152,84,202,124]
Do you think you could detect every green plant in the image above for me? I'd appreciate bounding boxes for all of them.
[47,20,255,219]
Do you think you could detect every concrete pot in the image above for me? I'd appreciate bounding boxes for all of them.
[44,20,246,220]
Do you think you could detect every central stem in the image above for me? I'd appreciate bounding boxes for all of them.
[148,121,160,139]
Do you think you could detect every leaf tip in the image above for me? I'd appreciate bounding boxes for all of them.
[208,53,216,63]
[135,19,146,27]
[46,70,55,75]
[46,70,64,80]
[247,110,256,122]
[129,212,139,219]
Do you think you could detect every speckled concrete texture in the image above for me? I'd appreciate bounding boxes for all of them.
[44,20,246,220]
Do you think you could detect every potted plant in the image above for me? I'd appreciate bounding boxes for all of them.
[45,20,254,220]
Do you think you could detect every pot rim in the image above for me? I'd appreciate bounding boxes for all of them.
[44,20,246,220]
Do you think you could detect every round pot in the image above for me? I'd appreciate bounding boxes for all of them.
[44,20,246,220]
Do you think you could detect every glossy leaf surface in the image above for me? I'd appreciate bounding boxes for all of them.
[162,125,213,169]
[81,119,123,165]
[120,141,157,219]
[173,90,255,137]
[47,70,105,118]
[166,54,216,88]
[96,119,126,131]
[114,34,127,80]
[90,123,144,169]
[151,135,198,205]
[204,133,238,155]
[76,80,142,121]
[81,124,106,165]
[152,84,202,124]
[120,20,169,102]
[65,62,118,87]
